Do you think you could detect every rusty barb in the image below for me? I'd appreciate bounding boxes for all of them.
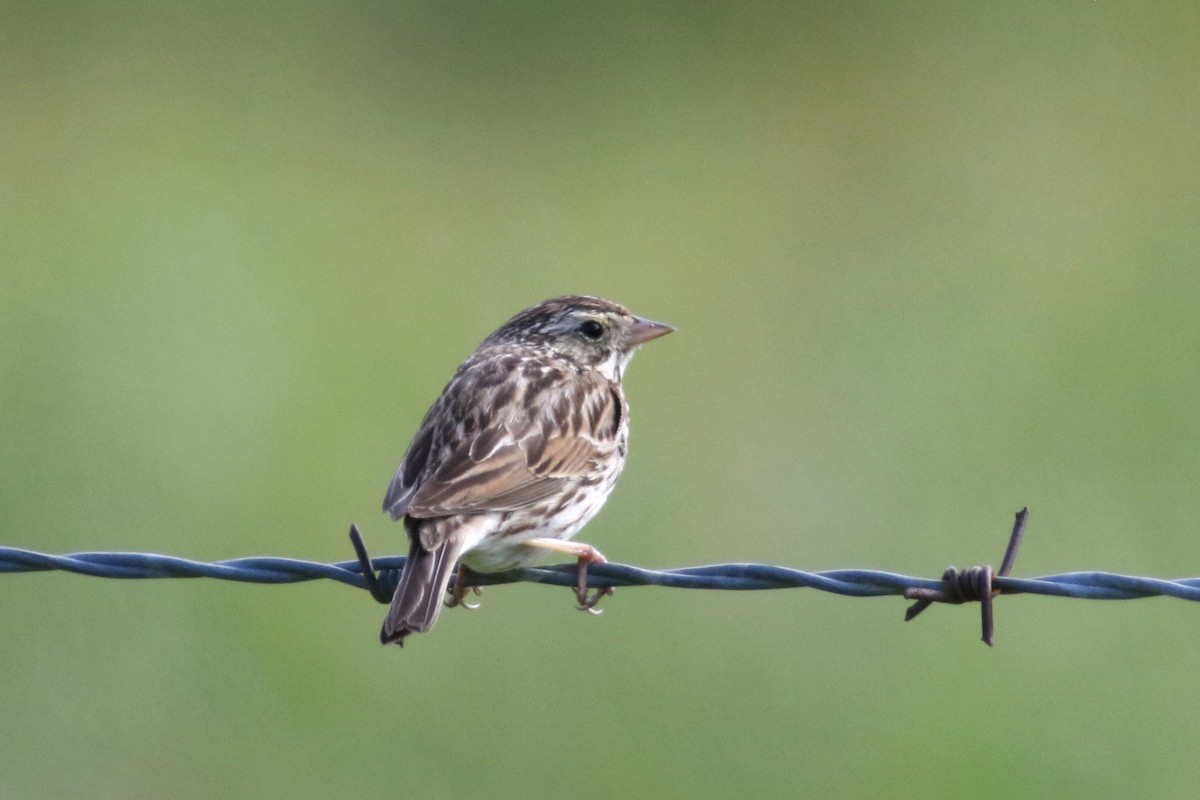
[904,507,1029,646]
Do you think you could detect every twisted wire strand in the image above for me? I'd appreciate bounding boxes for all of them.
[4,546,1200,602]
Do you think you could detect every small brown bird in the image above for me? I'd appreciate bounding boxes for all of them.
[380,295,673,644]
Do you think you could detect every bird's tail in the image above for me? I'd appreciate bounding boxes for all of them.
[381,536,467,645]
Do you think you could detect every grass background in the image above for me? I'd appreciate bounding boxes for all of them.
[3,2,1199,797]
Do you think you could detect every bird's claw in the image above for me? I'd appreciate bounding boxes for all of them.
[576,585,613,614]
[445,587,483,611]
[446,564,483,610]
[574,556,613,615]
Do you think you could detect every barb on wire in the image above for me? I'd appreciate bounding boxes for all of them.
[4,508,1200,646]
[902,506,1029,645]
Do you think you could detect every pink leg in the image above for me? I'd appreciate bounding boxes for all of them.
[525,538,614,614]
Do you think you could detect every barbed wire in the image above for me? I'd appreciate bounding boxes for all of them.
[3,509,1198,645]
[5,545,1195,599]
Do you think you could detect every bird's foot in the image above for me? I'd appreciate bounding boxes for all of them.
[445,563,483,610]
[525,538,614,615]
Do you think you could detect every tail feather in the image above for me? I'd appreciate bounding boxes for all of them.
[381,536,466,645]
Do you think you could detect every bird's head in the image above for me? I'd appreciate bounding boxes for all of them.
[486,295,673,381]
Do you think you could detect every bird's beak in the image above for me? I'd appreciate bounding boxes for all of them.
[627,316,675,346]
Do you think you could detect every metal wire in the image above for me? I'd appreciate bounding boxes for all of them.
[7,510,1195,646]
[4,546,1200,600]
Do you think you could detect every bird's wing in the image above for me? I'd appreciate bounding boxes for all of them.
[405,376,623,520]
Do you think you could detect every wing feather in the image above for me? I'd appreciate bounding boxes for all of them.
[382,422,434,520]
[406,374,621,519]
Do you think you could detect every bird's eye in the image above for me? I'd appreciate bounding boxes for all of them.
[578,319,605,341]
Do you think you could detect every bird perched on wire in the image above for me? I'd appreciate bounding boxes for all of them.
[379,295,673,645]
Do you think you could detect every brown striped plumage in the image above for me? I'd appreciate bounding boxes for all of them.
[380,296,672,645]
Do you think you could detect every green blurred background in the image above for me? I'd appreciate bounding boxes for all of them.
[3,2,1199,797]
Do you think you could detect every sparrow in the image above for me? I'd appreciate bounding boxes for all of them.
[380,295,672,644]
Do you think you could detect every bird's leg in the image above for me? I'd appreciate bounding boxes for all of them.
[445,563,483,610]
[574,560,615,614]
[524,538,614,614]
